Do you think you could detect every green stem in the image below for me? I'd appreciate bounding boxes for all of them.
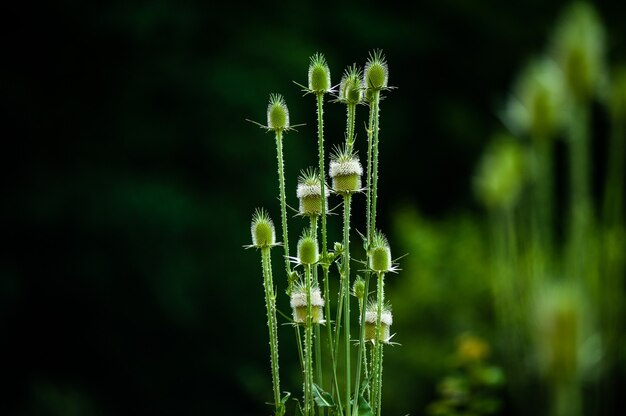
[374,271,385,416]
[366,96,375,243]
[567,101,592,281]
[370,90,381,240]
[324,264,342,415]
[275,130,291,280]
[603,116,625,226]
[342,194,353,416]
[316,94,328,257]
[305,264,314,416]
[261,248,281,410]
[352,274,370,415]
[347,103,357,153]
[310,217,323,416]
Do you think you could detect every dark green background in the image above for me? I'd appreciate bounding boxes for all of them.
[5,1,625,415]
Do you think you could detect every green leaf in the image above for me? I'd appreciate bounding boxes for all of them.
[274,392,291,416]
[357,395,373,416]
[312,383,335,408]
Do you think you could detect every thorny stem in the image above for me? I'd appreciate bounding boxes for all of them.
[370,90,382,240]
[310,216,324,416]
[261,247,281,411]
[275,130,292,281]
[305,264,314,416]
[352,274,370,415]
[316,94,328,258]
[373,271,385,416]
[346,103,357,153]
[343,194,353,416]
[315,91,342,413]
[366,96,375,244]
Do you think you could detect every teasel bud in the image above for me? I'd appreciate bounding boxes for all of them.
[363,300,393,343]
[290,282,325,324]
[352,276,366,301]
[364,49,389,92]
[329,146,363,194]
[296,168,330,217]
[308,52,332,94]
[267,93,290,132]
[339,65,363,105]
[369,231,393,273]
[297,229,319,265]
[250,208,276,248]
[550,2,606,101]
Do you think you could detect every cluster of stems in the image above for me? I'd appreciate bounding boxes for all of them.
[248,51,399,416]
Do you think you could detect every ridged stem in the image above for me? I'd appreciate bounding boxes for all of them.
[343,194,353,416]
[352,274,370,415]
[316,94,328,257]
[275,130,291,281]
[261,247,281,410]
[310,216,324,416]
[370,90,381,239]
[373,271,385,416]
[346,103,357,153]
[305,263,314,416]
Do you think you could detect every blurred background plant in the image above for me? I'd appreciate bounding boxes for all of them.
[4,0,625,415]
[427,334,504,416]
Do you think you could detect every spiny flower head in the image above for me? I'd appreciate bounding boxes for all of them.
[339,65,363,105]
[290,281,325,324]
[352,276,366,301]
[267,93,290,131]
[329,146,363,194]
[296,168,330,217]
[308,52,331,94]
[297,228,319,265]
[250,208,276,248]
[363,299,393,343]
[364,49,389,92]
[369,231,392,272]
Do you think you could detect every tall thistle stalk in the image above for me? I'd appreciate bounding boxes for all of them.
[363,50,390,416]
[330,145,364,415]
[297,229,319,416]
[249,210,283,415]
[305,53,342,413]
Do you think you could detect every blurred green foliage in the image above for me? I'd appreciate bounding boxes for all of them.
[4,0,626,415]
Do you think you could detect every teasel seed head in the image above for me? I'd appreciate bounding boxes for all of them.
[290,282,325,324]
[352,276,366,301]
[339,65,363,105]
[267,93,290,132]
[329,146,363,194]
[308,52,332,94]
[369,231,392,272]
[296,168,330,217]
[364,49,389,92]
[250,208,276,249]
[363,300,393,343]
[297,228,319,265]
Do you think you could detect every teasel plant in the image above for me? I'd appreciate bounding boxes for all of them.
[476,3,624,416]
[247,50,400,416]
